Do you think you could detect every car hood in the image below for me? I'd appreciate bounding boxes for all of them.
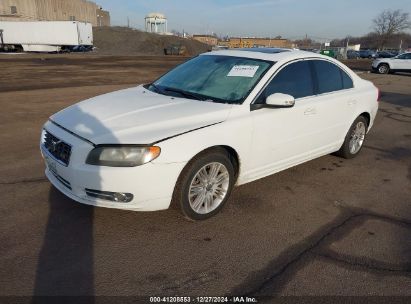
[50,85,233,145]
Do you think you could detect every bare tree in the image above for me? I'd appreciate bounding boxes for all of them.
[373,9,411,49]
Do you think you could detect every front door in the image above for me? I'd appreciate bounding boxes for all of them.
[249,60,320,180]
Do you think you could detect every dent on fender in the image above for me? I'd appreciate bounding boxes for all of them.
[152,121,224,145]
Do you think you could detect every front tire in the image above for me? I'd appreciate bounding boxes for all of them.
[377,64,389,74]
[336,116,368,159]
[173,148,235,221]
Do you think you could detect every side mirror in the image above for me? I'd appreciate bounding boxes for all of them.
[266,93,295,108]
[251,93,295,110]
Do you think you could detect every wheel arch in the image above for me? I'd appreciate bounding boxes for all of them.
[359,112,371,130]
[175,145,241,185]
[377,61,391,69]
[219,145,240,180]
[191,145,240,179]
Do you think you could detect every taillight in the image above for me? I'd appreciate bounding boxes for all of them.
[376,86,380,102]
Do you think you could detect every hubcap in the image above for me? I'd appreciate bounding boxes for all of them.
[349,121,366,154]
[379,65,387,73]
[188,162,230,214]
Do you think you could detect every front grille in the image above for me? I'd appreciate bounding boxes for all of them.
[43,130,72,166]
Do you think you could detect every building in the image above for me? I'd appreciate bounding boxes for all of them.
[220,37,294,49]
[0,0,110,26]
[96,7,110,27]
[192,35,218,46]
[347,44,361,51]
[145,13,167,34]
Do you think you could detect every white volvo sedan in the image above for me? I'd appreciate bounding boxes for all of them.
[40,48,379,220]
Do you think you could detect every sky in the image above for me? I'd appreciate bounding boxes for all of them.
[96,0,411,40]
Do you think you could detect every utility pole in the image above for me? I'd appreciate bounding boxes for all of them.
[0,30,4,48]
[399,39,403,52]
[127,17,130,28]
[345,37,350,60]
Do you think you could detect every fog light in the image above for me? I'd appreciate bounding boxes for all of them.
[113,192,133,202]
[85,189,134,203]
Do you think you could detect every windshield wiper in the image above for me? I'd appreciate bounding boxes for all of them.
[149,83,164,94]
[163,87,206,101]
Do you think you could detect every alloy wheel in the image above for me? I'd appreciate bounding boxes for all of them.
[188,162,230,214]
[349,121,366,154]
[378,65,388,74]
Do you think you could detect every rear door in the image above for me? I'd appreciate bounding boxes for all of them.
[308,59,356,149]
[405,53,411,71]
[400,53,411,70]
[391,53,411,70]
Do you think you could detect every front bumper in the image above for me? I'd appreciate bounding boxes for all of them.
[41,121,186,211]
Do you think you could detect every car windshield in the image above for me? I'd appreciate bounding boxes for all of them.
[148,55,273,104]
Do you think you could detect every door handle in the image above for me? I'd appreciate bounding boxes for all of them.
[304,108,316,115]
[348,100,357,106]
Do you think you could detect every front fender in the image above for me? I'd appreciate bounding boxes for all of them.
[152,109,253,176]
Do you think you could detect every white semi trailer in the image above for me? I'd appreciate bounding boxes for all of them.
[0,21,93,52]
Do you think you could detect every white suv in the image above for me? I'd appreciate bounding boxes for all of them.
[372,52,411,74]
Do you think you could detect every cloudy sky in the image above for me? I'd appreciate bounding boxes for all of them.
[97,0,411,39]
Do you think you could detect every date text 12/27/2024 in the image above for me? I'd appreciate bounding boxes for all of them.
[149,296,258,303]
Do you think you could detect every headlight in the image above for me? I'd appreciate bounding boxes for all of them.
[86,145,161,167]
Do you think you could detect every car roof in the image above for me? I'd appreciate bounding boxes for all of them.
[236,47,291,54]
[201,48,334,63]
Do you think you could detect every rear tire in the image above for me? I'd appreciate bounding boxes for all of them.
[172,148,235,221]
[336,116,368,159]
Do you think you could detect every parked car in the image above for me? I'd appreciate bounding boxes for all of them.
[376,51,395,58]
[387,50,400,56]
[372,52,411,74]
[40,48,379,220]
[359,50,378,59]
[347,50,360,59]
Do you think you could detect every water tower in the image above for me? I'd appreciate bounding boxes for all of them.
[145,13,167,34]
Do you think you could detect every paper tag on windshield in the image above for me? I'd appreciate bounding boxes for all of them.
[227,65,259,77]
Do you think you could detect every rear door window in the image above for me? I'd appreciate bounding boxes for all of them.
[312,60,353,93]
[313,60,343,94]
[341,70,353,89]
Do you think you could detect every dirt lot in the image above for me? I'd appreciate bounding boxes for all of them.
[0,54,410,302]
[341,58,374,71]
[93,27,210,56]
